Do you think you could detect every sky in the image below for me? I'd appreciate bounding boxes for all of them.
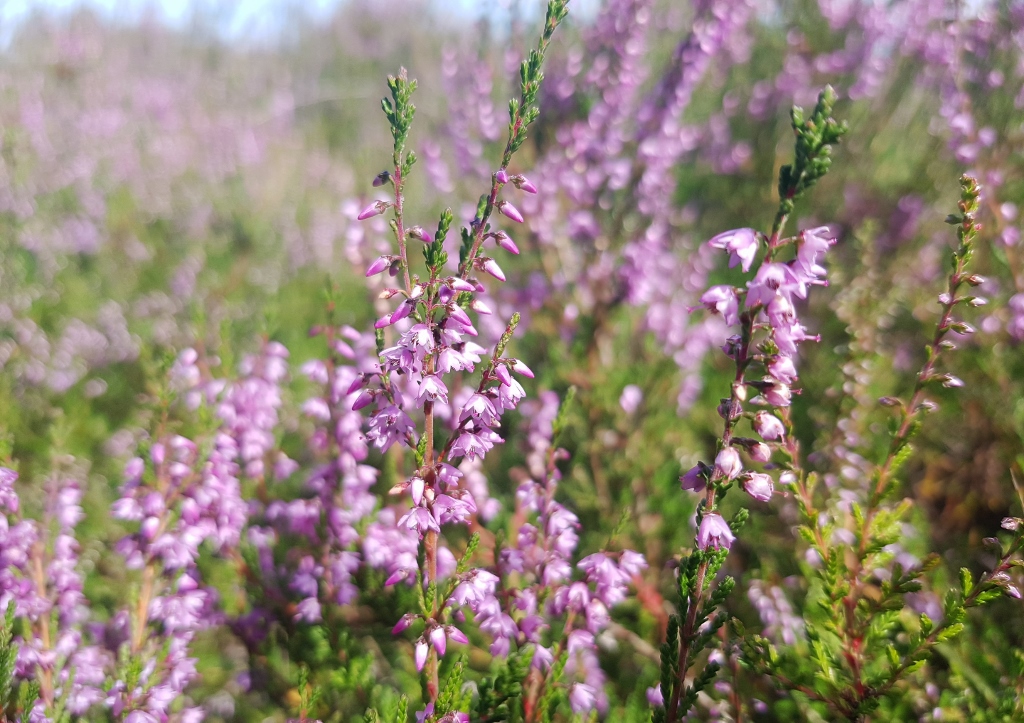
[0,0,526,43]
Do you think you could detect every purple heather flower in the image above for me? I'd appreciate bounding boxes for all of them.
[481,258,506,282]
[647,686,664,707]
[365,255,391,277]
[749,442,772,463]
[497,200,524,223]
[510,359,534,378]
[619,384,643,414]
[680,464,706,492]
[415,375,449,406]
[493,231,520,255]
[697,514,735,551]
[700,286,740,326]
[415,640,429,671]
[714,447,743,480]
[357,200,390,220]
[743,473,774,501]
[495,169,509,184]
[763,383,792,407]
[569,683,598,714]
[708,227,759,272]
[514,175,538,194]
[753,412,785,441]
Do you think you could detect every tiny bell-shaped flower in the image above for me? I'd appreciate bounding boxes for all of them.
[697,513,735,551]
[493,231,520,254]
[680,464,707,492]
[495,169,509,184]
[357,200,391,220]
[429,625,447,656]
[407,225,432,242]
[481,258,506,282]
[714,447,743,480]
[497,200,524,223]
[471,299,493,315]
[513,174,538,194]
[753,411,785,441]
[365,255,391,277]
[510,359,534,378]
[392,613,417,634]
[415,640,429,671]
[749,442,772,463]
[449,277,475,292]
[743,472,774,501]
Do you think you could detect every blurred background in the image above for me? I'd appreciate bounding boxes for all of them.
[0,0,1022,719]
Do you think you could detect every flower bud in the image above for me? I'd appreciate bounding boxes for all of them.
[407,226,431,242]
[510,359,534,378]
[365,256,391,277]
[481,258,506,281]
[372,170,391,187]
[495,169,509,184]
[357,200,390,220]
[497,200,524,223]
[449,278,475,292]
[471,299,493,315]
[514,175,538,194]
[493,231,520,255]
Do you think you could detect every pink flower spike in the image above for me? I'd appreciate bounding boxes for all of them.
[365,256,390,277]
[498,200,524,223]
[510,359,534,378]
[495,169,509,184]
[482,259,506,281]
[415,640,429,671]
[357,201,389,221]
[411,476,425,506]
[430,626,447,656]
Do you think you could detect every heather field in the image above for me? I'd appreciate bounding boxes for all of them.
[0,1,1023,721]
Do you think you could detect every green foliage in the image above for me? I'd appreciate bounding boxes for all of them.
[773,85,849,236]
[473,647,534,723]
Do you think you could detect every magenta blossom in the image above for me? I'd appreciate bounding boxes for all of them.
[697,513,735,551]
[709,228,760,272]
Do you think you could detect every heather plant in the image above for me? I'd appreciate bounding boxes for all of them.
[0,1,1022,722]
